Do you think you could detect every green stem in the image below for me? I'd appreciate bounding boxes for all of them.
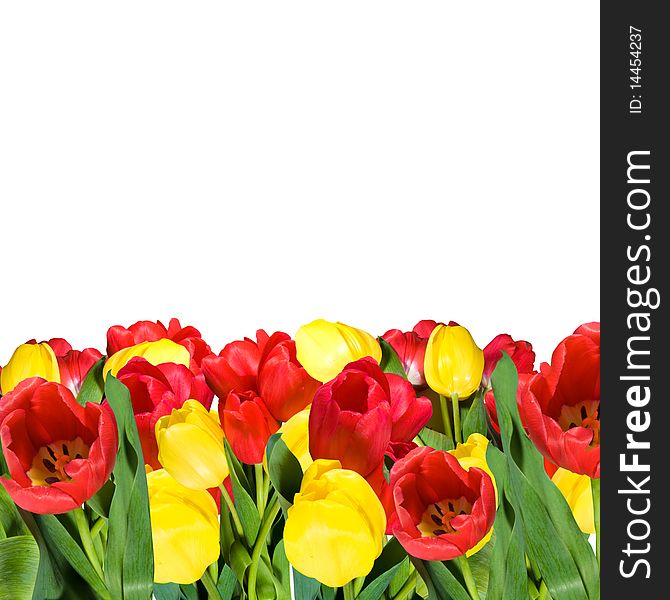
[455,555,480,600]
[255,464,266,516]
[73,507,104,581]
[438,395,455,447]
[591,477,600,567]
[451,393,462,444]
[90,516,106,564]
[218,484,244,539]
[343,581,356,600]
[391,571,418,600]
[248,496,281,600]
[201,567,223,599]
[90,516,105,540]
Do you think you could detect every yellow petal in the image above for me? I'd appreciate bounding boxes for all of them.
[147,469,220,584]
[103,339,190,378]
[285,459,385,587]
[424,325,484,398]
[277,407,313,472]
[156,403,229,490]
[450,433,498,505]
[1,342,60,394]
[295,319,382,382]
[551,468,595,534]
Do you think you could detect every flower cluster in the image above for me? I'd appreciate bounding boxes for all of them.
[0,317,600,600]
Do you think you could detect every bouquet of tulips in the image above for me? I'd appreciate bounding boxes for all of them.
[0,318,600,600]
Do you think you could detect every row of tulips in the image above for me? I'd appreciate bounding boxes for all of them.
[0,318,600,600]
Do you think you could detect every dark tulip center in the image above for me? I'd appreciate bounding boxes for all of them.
[27,437,90,485]
[558,400,600,446]
[418,496,472,537]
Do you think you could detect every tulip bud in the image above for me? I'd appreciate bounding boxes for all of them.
[1,342,60,394]
[295,319,382,383]
[284,459,386,587]
[424,324,484,399]
[155,400,229,490]
[147,469,220,584]
[103,339,190,378]
[551,468,595,534]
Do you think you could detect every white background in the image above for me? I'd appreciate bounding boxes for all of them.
[0,2,599,368]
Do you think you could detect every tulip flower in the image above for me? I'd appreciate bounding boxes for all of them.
[117,358,213,469]
[107,318,212,367]
[424,324,484,399]
[103,339,191,379]
[220,390,279,464]
[155,400,229,490]
[284,459,386,588]
[50,342,104,396]
[550,467,595,534]
[482,334,535,387]
[390,446,496,561]
[382,320,438,388]
[1,342,60,394]
[202,330,319,423]
[147,469,220,584]
[0,378,117,514]
[295,319,382,383]
[520,323,600,478]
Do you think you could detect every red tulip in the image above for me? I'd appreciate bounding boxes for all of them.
[390,446,496,560]
[0,378,117,514]
[202,330,318,423]
[106,318,212,368]
[117,358,213,469]
[43,338,104,396]
[220,390,279,464]
[520,323,600,478]
[482,334,535,387]
[309,358,431,478]
[382,320,438,388]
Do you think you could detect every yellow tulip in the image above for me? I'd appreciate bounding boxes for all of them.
[284,459,386,587]
[551,468,595,534]
[295,319,382,383]
[424,324,484,399]
[147,469,220,584]
[155,400,229,490]
[103,339,190,378]
[449,433,497,556]
[1,342,60,394]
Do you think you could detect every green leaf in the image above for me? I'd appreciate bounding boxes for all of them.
[266,433,303,514]
[378,337,408,379]
[462,392,487,439]
[412,558,470,600]
[417,427,454,451]
[87,479,115,519]
[217,564,238,600]
[491,354,599,600]
[76,356,106,405]
[34,514,109,599]
[104,375,154,600]
[272,540,291,600]
[0,484,31,539]
[154,583,180,600]
[224,440,261,547]
[362,537,407,591]
[292,568,321,600]
[179,584,199,600]
[229,540,253,585]
[0,535,40,600]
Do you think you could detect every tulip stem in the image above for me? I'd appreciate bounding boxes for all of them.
[343,581,356,600]
[201,567,223,599]
[255,464,266,516]
[74,507,104,581]
[455,555,480,600]
[218,484,244,539]
[438,395,455,447]
[538,580,551,600]
[591,477,600,567]
[248,496,281,600]
[451,393,462,444]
